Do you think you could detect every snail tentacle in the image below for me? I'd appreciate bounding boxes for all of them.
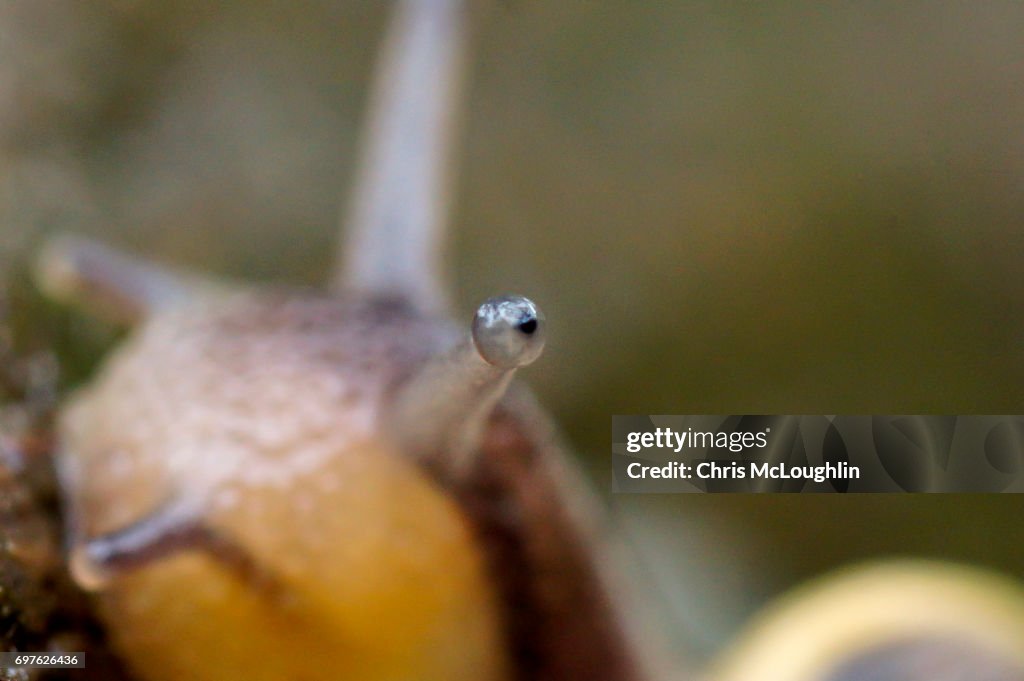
[334,0,474,313]
[70,497,281,597]
[33,234,220,326]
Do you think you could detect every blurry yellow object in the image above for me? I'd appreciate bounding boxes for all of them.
[710,560,1024,681]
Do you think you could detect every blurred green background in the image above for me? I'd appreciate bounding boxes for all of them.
[2,0,1023,661]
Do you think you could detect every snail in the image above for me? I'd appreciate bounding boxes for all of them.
[30,1,1024,681]
[35,1,662,680]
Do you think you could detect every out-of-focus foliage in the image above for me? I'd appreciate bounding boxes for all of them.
[2,0,1024,660]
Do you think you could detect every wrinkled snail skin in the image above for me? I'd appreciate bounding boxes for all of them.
[708,561,1024,681]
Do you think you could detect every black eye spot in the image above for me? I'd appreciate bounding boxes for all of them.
[473,296,545,368]
[518,318,537,335]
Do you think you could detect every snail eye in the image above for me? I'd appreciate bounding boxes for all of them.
[472,295,546,369]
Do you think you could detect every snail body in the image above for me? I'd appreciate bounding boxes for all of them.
[58,288,513,681]
[42,250,651,681]
[41,240,654,681]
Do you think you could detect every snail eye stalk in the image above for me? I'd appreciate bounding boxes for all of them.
[390,295,545,475]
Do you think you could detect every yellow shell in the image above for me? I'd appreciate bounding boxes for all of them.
[709,561,1024,681]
